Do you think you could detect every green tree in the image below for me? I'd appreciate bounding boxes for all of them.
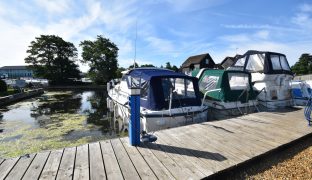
[25,35,81,84]
[140,64,155,67]
[164,62,179,72]
[116,67,126,78]
[0,80,7,92]
[291,53,312,75]
[165,62,172,70]
[80,35,119,85]
[129,62,139,69]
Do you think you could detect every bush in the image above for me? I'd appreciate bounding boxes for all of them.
[0,80,7,92]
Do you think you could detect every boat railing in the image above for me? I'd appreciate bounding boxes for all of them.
[201,89,221,108]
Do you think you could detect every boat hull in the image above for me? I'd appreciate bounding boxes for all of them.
[107,96,208,132]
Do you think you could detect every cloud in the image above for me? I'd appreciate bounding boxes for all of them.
[300,3,312,12]
[34,0,71,14]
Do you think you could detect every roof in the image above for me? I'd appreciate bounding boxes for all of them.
[127,68,195,81]
[220,54,242,65]
[0,66,30,70]
[181,53,213,68]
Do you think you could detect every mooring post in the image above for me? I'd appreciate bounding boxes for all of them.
[129,87,141,146]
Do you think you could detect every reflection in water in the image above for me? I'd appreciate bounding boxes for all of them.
[0,90,126,158]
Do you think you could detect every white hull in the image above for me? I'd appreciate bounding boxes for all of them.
[107,96,208,132]
[252,73,293,109]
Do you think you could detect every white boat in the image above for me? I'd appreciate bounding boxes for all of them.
[107,68,208,132]
[229,50,294,109]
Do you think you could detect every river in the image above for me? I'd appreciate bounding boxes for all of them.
[0,90,126,158]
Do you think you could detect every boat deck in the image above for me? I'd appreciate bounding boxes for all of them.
[0,107,311,179]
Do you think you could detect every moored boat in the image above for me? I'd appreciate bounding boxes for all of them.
[229,50,294,109]
[195,69,259,119]
[107,68,208,132]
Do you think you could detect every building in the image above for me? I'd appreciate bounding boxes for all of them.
[0,66,33,78]
[181,53,215,74]
[220,54,242,69]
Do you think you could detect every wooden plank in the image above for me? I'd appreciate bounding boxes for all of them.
[153,137,206,178]
[144,141,200,179]
[165,124,249,162]
[136,144,175,180]
[89,142,106,180]
[22,151,50,180]
[0,157,19,179]
[73,144,89,180]
[161,126,243,168]
[0,159,4,165]
[39,149,63,180]
[5,154,35,180]
[120,138,157,180]
[56,147,76,180]
[159,129,228,173]
[100,140,123,180]
[194,122,272,153]
[156,132,214,176]
[111,138,140,180]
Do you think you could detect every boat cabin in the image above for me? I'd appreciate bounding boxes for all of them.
[196,69,257,103]
[230,50,292,75]
[124,68,202,110]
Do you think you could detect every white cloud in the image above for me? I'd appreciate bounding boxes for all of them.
[34,0,71,14]
[220,34,249,42]
[254,30,269,39]
[300,3,312,12]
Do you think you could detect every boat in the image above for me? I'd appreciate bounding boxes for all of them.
[195,69,259,119]
[290,80,311,106]
[107,68,208,132]
[229,50,294,109]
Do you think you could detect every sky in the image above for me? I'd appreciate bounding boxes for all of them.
[0,0,311,72]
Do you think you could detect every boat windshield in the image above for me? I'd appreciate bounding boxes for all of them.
[271,55,290,71]
[161,78,196,101]
[228,73,249,90]
[199,75,219,91]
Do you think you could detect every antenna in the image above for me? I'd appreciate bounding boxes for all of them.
[133,21,138,69]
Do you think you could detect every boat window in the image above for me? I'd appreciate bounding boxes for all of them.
[234,56,246,66]
[246,54,264,72]
[280,56,291,71]
[228,73,249,90]
[199,75,219,91]
[140,81,149,99]
[161,78,196,101]
[271,55,282,70]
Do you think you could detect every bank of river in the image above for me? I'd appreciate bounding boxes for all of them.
[0,90,126,158]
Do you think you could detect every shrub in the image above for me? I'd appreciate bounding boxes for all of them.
[0,80,7,92]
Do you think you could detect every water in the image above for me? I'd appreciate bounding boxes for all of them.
[0,90,126,158]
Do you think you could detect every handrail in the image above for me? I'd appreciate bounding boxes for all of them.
[201,89,221,108]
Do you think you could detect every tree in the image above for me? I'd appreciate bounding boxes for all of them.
[0,80,7,92]
[80,35,119,85]
[141,64,155,67]
[25,35,81,84]
[164,62,179,72]
[129,62,139,69]
[291,53,312,75]
[116,67,126,78]
[165,62,172,70]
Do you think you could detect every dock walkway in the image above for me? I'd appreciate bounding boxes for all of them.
[0,108,311,179]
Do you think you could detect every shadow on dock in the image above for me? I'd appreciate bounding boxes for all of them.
[141,142,227,161]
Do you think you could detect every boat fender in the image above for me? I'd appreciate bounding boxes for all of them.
[141,131,157,143]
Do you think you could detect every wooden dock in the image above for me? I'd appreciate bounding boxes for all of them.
[0,107,311,179]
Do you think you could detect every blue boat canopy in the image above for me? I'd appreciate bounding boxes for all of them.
[124,68,202,110]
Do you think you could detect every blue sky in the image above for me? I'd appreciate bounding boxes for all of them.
[0,0,311,72]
